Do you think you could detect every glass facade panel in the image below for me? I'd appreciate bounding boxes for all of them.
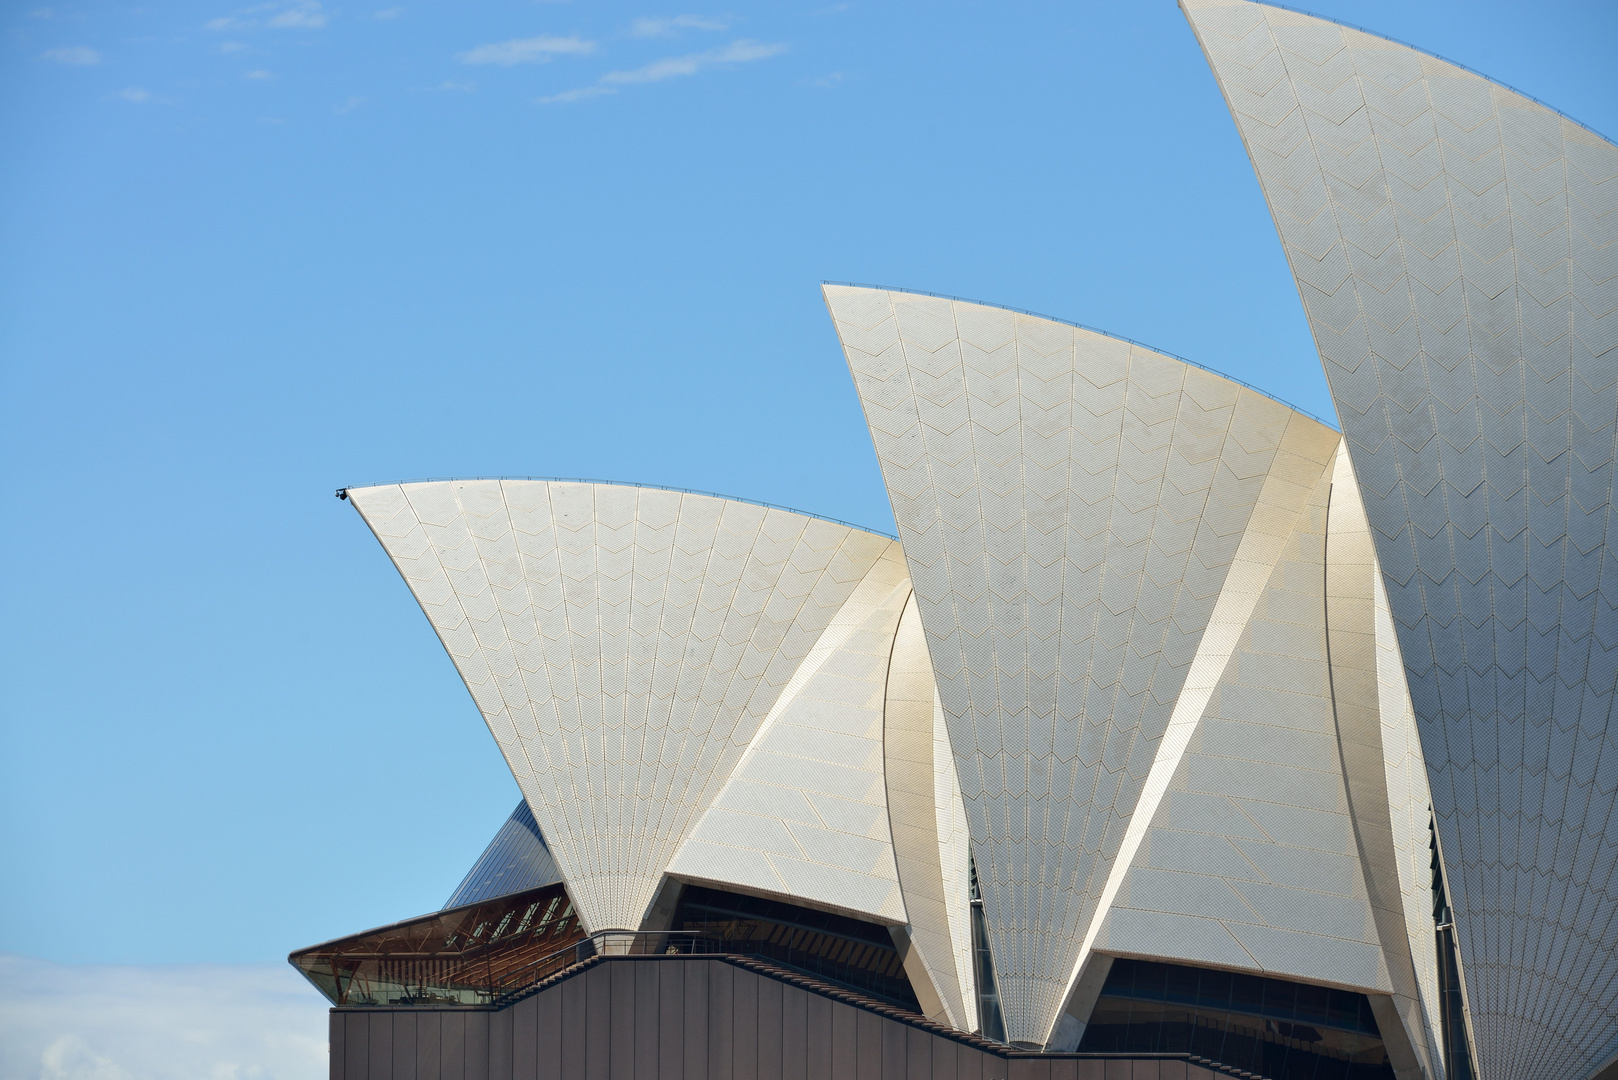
[971,900,1006,1041]
[289,881,586,1007]
[968,852,1007,1042]
[671,885,921,1011]
[443,799,562,909]
[1078,958,1395,1080]
[1431,819,1476,1080]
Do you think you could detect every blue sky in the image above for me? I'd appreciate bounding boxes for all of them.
[2,0,1614,988]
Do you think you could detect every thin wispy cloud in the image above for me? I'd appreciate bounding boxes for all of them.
[120,87,150,102]
[542,87,602,103]
[541,38,783,103]
[42,46,100,64]
[207,1,327,32]
[458,34,595,66]
[334,95,366,113]
[268,1,326,28]
[543,87,610,103]
[0,954,326,1080]
[373,7,403,19]
[629,14,727,38]
[245,69,272,79]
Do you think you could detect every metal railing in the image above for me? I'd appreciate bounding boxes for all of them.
[321,927,927,1013]
[490,930,721,1004]
[318,930,727,1008]
[491,929,920,1011]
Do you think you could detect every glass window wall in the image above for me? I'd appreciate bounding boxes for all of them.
[289,881,586,1007]
[1078,958,1396,1080]
[671,885,921,1011]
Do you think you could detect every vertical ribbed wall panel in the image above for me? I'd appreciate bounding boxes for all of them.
[329,958,1235,1079]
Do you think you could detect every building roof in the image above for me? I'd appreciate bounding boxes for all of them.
[824,283,1361,1047]
[347,479,897,935]
[319,8,1617,1071]
[1184,2,1618,1074]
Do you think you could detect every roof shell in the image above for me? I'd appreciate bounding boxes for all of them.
[824,283,1345,1046]
[1184,1,1618,1074]
[347,479,895,934]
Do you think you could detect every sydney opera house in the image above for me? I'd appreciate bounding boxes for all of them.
[292,3,1618,1078]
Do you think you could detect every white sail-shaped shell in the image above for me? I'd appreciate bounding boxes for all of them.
[1185,2,1618,1074]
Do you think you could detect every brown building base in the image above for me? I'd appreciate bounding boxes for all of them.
[329,955,1239,1080]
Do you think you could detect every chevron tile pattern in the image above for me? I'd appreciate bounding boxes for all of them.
[1097,460,1386,980]
[668,540,912,928]
[1096,443,1440,1076]
[825,284,1339,1046]
[1062,409,1352,1031]
[1184,1,1618,1075]
[347,480,892,934]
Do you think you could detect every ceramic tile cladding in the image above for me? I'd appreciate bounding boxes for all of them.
[883,592,979,1030]
[1096,444,1439,1076]
[824,284,1341,1047]
[1185,2,1618,1076]
[668,540,912,927]
[1326,445,1447,1079]
[347,480,892,935]
[1063,403,1344,1050]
